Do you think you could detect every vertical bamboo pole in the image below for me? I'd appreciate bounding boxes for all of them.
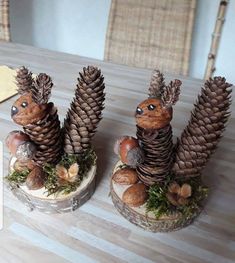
[204,0,229,80]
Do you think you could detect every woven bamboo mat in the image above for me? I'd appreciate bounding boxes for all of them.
[105,0,196,75]
[0,66,17,103]
[0,0,10,41]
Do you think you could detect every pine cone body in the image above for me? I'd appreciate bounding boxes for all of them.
[15,66,33,95]
[173,77,232,177]
[23,103,62,166]
[136,125,175,185]
[64,66,105,154]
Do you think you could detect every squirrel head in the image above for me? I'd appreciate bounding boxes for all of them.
[135,98,172,130]
[11,93,48,126]
[12,68,54,126]
[136,70,182,130]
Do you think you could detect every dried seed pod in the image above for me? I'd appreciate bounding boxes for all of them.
[56,165,68,181]
[168,182,181,194]
[166,182,192,206]
[112,168,139,185]
[68,163,79,182]
[56,163,79,183]
[122,183,148,207]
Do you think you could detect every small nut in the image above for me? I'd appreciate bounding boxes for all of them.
[119,137,139,164]
[26,166,46,190]
[112,168,139,185]
[122,183,148,207]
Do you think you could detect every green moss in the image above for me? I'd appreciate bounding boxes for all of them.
[43,148,97,196]
[146,176,209,220]
[5,148,97,196]
[6,169,30,184]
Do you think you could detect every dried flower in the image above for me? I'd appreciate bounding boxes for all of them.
[166,182,192,206]
[56,163,79,182]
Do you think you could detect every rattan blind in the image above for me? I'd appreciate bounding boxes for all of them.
[105,0,196,75]
[0,0,10,41]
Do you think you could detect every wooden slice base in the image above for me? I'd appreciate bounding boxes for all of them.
[7,157,96,214]
[110,161,202,232]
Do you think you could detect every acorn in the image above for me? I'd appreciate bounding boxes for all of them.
[115,136,143,167]
[6,130,30,156]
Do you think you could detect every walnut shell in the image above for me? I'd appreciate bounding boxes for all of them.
[113,168,139,185]
[26,166,46,190]
[12,93,48,126]
[122,183,148,207]
[135,98,172,130]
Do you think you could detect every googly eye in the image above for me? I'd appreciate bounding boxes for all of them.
[136,107,143,115]
[21,102,28,108]
[147,104,156,111]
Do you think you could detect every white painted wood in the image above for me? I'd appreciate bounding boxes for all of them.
[0,42,234,263]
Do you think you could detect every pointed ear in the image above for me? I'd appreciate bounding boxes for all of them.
[32,73,53,104]
[15,66,33,95]
[148,69,165,98]
[161,79,181,108]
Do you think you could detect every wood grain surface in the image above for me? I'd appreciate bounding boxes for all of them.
[0,42,234,263]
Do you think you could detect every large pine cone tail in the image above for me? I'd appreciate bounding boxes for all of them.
[173,77,232,177]
[64,66,105,154]
[24,103,63,166]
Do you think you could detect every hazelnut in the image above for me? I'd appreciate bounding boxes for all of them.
[122,183,148,207]
[26,166,46,190]
[112,168,139,185]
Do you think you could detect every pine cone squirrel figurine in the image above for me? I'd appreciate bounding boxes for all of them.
[113,69,232,210]
[7,66,105,191]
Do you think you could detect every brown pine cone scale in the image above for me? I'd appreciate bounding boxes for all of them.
[173,77,232,177]
[64,66,105,154]
[136,125,175,185]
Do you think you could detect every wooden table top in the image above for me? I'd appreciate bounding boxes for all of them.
[0,42,234,263]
